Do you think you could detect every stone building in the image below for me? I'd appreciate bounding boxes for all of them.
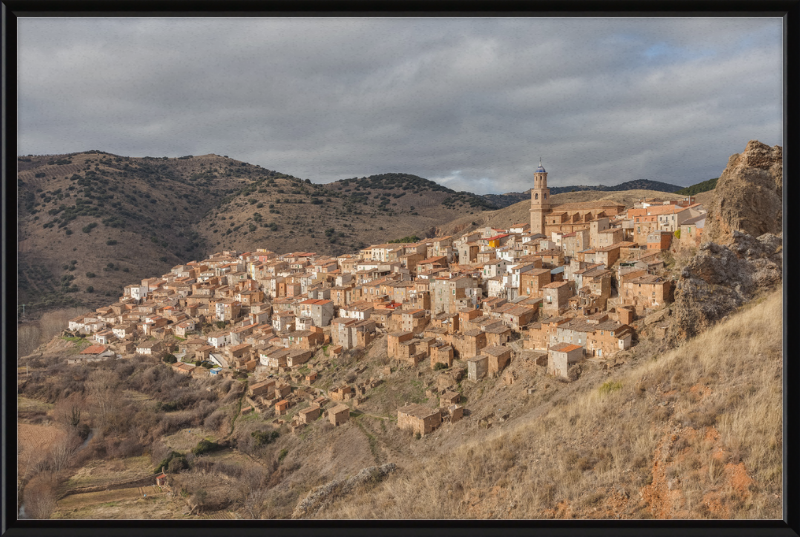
[467,355,489,381]
[482,345,512,376]
[397,403,442,437]
[548,342,583,378]
[298,404,321,424]
[329,404,350,426]
[541,280,575,317]
[529,160,625,236]
[388,331,414,359]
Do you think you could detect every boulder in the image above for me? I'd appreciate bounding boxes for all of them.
[705,140,782,244]
[668,231,782,343]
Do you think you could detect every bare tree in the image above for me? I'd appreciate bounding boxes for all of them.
[86,370,120,428]
[50,435,77,473]
[23,474,57,519]
[239,465,268,518]
[243,488,269,519]
[54,393,86,430]
[17,324,42,358]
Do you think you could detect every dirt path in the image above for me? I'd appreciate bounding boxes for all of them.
[57,485,165,510]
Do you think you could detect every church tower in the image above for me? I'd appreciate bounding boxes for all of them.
[529,158,550,235]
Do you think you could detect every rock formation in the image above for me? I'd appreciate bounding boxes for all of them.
[669,231,782,343]
[704,140,782,244]
[291,462,397,518]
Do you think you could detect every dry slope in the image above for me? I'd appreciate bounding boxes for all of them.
[309,285,783,520]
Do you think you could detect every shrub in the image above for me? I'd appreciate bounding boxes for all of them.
[106,239,117,245]
[433,362,448,371]
[86,272,96,278]
[278,448,288,461]
[163,354,177,364]
[192,439,220,456]
[86,286,94,293]
[598,381,623,396]
[167,455,188,473]
[154,451,186,473]
[251,430,279,447]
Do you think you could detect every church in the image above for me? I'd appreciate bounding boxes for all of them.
[529,160,625,236]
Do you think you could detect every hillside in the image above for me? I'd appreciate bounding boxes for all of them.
[675,178,718,196]
[19,284,781,520]
[17,155,497,317]
[483,179,684,208]
[432,189,692,239]
[192,173,497,259]
[17,151,283,313]
[309,285,783,519]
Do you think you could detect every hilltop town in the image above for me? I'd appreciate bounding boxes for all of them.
[62,161,708,436]
[18,141,784,520]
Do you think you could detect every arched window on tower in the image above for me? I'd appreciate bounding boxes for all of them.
[535,193,538,200]
[544,193,547,199]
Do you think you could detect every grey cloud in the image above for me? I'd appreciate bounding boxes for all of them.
[18,17,781,194]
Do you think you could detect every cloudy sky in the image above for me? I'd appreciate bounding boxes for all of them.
[18,17,782,194]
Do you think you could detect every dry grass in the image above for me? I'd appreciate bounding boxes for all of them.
[313,286,782,519]
[63,455,151,490]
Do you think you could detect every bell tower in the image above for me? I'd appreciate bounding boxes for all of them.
[530,158,550,235]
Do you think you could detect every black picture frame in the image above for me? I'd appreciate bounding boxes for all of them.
[2,1,796,536]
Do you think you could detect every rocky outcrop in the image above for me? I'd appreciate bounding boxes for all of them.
[704,140,782,244]
[669,231,782,343]
[291,463,397,519]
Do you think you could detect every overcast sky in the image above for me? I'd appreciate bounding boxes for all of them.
[18,17,782,194]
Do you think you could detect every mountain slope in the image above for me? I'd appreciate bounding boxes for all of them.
[17,155,498,316]
[675,178,718,196]
[307,285,783,519]
[192,172,498,259]
[17,151,296,313]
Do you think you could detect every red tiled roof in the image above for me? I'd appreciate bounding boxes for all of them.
[552,343,582,353]
[486,233,511,241]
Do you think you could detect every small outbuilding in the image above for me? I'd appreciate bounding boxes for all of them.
[397,403,442,437]
[329,404,350,426]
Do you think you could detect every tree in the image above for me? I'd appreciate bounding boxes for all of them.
[86,369,119,428]
[163,354,177,364]
[23,474,57,519]
[239,465,268,518]
[54,393,85,430]
[167,455,188,473]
